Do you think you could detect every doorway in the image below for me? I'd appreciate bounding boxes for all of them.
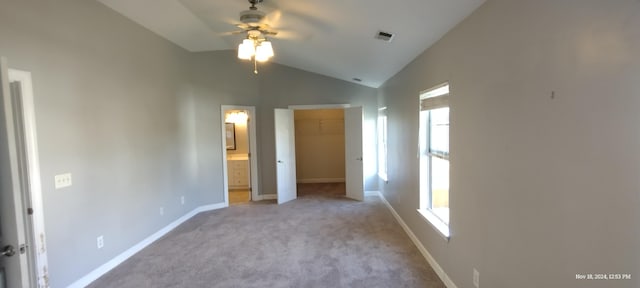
[221,106,259,206]
[275,104,364,204]
[294,109,346,197]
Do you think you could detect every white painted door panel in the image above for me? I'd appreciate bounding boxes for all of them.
[345,107,364,201]
[0,57,29,288]
[275,109,297,204]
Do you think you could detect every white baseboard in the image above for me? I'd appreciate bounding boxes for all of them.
[261,194,277,200]
[296,178,345,184]
[373,191,458,288]
[67,202,227,288]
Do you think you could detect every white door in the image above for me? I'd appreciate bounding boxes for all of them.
[274,109,297,204]
[345,106,364,201]
[0,57,30,287]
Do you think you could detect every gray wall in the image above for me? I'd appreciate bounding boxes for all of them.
[378,0,640,287]
[0,1,202,286]
[0,0,377,286]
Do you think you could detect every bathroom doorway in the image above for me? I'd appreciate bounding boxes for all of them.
[221,106,259,205]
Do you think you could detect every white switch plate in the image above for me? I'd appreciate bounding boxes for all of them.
[160,207,164,216]
[97,236,104,249]
[181,196,185,205]
[473,268,479,288]
[54,173,72,189]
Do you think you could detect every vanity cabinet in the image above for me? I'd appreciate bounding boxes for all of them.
[228,158,250,189]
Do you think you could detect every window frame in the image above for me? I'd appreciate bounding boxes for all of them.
[418,83,451,240]
[378,107,388,182]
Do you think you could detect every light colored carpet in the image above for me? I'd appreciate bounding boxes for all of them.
[88,186,445,288]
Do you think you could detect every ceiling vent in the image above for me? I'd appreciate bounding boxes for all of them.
[375,31,395,42]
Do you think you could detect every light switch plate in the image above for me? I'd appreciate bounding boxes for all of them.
[54,173,72,189]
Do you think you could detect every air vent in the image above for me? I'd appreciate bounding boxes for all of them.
[375,31,395,42]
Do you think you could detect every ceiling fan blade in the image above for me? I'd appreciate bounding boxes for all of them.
[220,30,246,36]
[263,9,283,25]
[236,23,250,30]
[272,30,311,41]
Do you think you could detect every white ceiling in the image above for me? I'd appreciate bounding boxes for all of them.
[98,0,485,87]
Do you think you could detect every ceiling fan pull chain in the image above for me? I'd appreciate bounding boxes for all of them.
[254,57,258,74]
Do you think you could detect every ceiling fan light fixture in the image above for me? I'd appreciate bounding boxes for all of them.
[255,44,270,62]
[233,0,277,73]
[260,41,274,58]
[238,39,255,60]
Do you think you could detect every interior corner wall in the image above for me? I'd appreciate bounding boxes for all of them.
[0,0,258,286]
[189,51,260,203]
[378,0,640,288]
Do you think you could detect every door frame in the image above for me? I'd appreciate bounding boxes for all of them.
[3,67,49,287]
[220,105,259,205]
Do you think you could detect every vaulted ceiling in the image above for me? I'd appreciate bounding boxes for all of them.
[97,0,485,87]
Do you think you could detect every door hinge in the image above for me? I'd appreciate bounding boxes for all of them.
[27,207,34,215]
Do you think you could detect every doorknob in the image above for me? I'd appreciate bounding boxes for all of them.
[1,245,16,257]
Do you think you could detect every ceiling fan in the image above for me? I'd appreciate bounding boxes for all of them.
[234,0,278,38]
[229,0,278,74]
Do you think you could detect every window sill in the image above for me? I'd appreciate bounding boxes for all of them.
[378,173,388,183]
[417,209,450,241]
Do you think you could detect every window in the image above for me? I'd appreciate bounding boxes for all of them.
[378,107,388,181]
[418,83,450,238]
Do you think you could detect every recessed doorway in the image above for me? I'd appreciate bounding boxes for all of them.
[274,104,363,204]
[294,109,346,197]
[221,106,259,206]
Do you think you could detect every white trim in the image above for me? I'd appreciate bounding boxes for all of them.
[8,69,49,288]
[296,178,345,184]
[67,202,227,288]
[1,57,31,288]
[221,106,259,204]
[419,82,450,99]
[374,191,459,288]
[261,194,277,200]
[287,104,351,110]
[417,209,451,240]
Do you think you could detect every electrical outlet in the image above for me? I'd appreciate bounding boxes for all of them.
[160,207,164,216]
[97,236,104,249]
[54,173,72,189]
[473,268,480,288]
[181,196,185,205]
